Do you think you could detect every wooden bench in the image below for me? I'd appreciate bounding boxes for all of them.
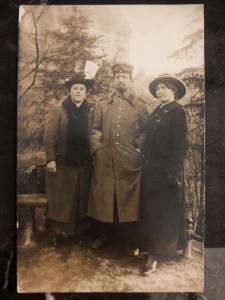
[17,193,47,208]
[17,194,48,247]
[17,152,47,248]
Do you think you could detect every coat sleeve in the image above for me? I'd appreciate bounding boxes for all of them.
[168,106,188,177]
[140,103,151,132]
[134,102,151,151]
[89,101,103,155]
[43,106,61,163]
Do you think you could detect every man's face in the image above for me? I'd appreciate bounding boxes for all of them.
[113,72,132,93]
[70,83,86,104]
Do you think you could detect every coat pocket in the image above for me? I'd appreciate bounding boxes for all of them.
[117,144,143,174]
[119,144,143,159]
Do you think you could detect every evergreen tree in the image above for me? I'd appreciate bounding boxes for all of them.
[18,7,104,153]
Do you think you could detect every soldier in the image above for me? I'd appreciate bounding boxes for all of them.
[88,63,149,253]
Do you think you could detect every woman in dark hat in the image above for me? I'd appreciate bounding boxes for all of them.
[44,73,94,246]
[140,74,188,275]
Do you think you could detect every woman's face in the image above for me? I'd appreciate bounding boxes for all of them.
[155,83,175,103]
[70,83,86,105]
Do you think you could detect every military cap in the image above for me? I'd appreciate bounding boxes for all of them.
[149,73,186,100]
[111,63,133,77]
[65,73,94,90]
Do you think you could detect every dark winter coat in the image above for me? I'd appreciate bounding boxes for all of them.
[88,90,150,223]
[44,100,92,223]
[141,101,188,255]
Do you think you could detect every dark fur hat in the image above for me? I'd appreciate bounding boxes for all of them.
[65,73,94,90]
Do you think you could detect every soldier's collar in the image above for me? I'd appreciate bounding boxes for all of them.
[108,90,137,106]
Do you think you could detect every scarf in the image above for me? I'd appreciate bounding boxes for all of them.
[62,96,90,166]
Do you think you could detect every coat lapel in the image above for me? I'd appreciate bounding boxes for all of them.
[147,101,181,144]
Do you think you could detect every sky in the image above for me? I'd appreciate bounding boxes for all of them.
[122,5,204,76]
[19,4,204,77]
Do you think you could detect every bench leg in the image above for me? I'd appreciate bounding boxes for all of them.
[183,223,193,258]
[183,239,192,258]
[22,208,36,248]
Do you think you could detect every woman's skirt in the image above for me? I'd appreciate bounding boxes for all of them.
[140,169,186,256]
[46,156,91,236]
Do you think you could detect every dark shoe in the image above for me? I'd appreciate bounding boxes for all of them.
[142,255,157,276]
[73,235,83,245]
[51,235,64,247]
[91,233,109,250]
[126,246,139,257]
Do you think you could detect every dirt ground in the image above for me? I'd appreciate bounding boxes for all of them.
[17,232,203,293]
[204,248,225,300]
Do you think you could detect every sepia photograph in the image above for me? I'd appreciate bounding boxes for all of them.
[17,4,204,293]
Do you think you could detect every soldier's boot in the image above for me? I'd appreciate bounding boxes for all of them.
[126,246,140,257]
[91,233,110,250]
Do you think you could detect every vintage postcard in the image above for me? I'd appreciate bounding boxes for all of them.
[17,4,204,292]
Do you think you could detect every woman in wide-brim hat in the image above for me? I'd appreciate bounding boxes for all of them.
[44,73,94,246]
[140,74,188,275]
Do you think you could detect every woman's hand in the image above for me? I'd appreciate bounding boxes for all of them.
[167,174,180,188]
[47,160,57,173]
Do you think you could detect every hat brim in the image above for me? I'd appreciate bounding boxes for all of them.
[149,76,186,100]
[65,79,94,90]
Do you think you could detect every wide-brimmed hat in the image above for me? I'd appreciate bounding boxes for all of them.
[111,63,133,78]
[149,74,186,100]
[65,73,94,90]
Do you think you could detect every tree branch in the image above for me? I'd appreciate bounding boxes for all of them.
[19,46,50,82]
[18,5,47,102]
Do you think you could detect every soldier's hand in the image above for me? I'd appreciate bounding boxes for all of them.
[47,160,57,173]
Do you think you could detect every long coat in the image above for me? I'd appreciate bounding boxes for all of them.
[88,91,149,223]
[141,101,188,255]
[44,101,92,223]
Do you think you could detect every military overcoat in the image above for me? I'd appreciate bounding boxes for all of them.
[88,91,149,223]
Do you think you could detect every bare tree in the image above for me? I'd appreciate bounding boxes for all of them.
[168,29,203,60]
[18,5,49,102]
[178,69,204,236]
[168,6,203,60]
